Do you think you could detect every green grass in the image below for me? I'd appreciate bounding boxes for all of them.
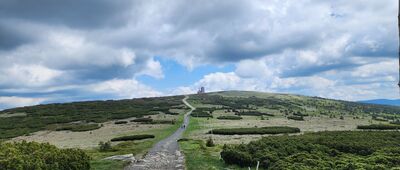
[180,140,246,170]
[181,115,248,170]
[90,159,127,170]
[88,111,186,170]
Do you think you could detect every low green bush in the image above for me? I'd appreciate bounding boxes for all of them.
[217,116,242,120]
[357,124,400,130]
[191,111,213,118]
[98,141,112,152]
[209,126,300,135]
[206,137,215,147]
[287,115,304,121]
[177,138,190,142]
[114,121,128,124]
[110,134,155,142]
[131,118,153,122]
[141,120,176,124]
[0,141,90,170]
[164,111,179,115]
[293,112,309,117]
[55,123,100,132]
[236,111,274,117]
[390,120,400,125]
[221,131,400,169]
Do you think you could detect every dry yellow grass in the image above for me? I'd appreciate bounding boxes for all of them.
[188,114,372,145]
[11,113,181,149]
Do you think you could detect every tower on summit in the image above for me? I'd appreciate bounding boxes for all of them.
[197,87,205,94]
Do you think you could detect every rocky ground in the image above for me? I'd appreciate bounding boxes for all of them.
[124,96,194,170]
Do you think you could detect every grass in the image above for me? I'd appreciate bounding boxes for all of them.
[88,111,186,169]
[89,159,127,170]
[180,116,249,170]
[179,140,246,170]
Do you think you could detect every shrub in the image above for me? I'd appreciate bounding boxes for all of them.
[236,111,274,117]
[55,123,100,132]
[287,115,304,121]
[131,118,153,122]
[110,134,155,142]
[209,126,300,135]
[357,124,400,130]
[191,111,213,118]
[221,131,400,169]
[206,137,215,147]
[390,120,400,125]
[177,138,190,142]
[164,111,179,115]
[114,120,128,124]
[141,120,176,124]
[217,116,242,120]
[0,141,90,170]
[294,112,309,117]
[99,141,112,152]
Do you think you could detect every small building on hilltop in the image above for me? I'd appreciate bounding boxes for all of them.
[197,87,205,94]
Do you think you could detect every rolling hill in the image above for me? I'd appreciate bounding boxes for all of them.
[359,99,400,106]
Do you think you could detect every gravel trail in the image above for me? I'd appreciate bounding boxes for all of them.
[125,96,194,170]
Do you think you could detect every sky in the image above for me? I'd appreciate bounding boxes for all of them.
[0,0,398,109]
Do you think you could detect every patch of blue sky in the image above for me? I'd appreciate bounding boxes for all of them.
[137,57,235,91]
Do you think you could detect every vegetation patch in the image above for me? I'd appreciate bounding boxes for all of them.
[191,110,213,118]
[55,123,100,132]
[221,131,400,169]
[236,111,274,117]
[131,117,153,123]
[141,120,176,124]
[179,140,244,170]
[217,115,243,120]
[130,117,175,124]
[114,121,128,124]
[357,124,400,130]
[110,134,155,142]
[0,141,90,170]
[287,115,304,121]
[0,95,183,139]
[293,112,309,117]
[210,126,300,135]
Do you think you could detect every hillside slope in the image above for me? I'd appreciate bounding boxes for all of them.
[359,99,400,106]
[199,91,400,116]
[1,91,399,140]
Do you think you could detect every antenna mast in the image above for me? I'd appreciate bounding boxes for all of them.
[398,0,400,88]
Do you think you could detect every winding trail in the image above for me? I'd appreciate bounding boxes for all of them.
[126,96,195,170]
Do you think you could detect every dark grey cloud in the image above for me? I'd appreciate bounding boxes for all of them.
[0,23,33,50]
[0,0,133,29]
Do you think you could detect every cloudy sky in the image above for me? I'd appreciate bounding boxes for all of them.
[0,0,398,109]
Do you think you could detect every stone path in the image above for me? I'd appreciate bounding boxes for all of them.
[125,96,195,170]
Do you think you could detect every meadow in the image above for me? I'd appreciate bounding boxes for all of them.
[2,91,400,169]
[179,91,400,169]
